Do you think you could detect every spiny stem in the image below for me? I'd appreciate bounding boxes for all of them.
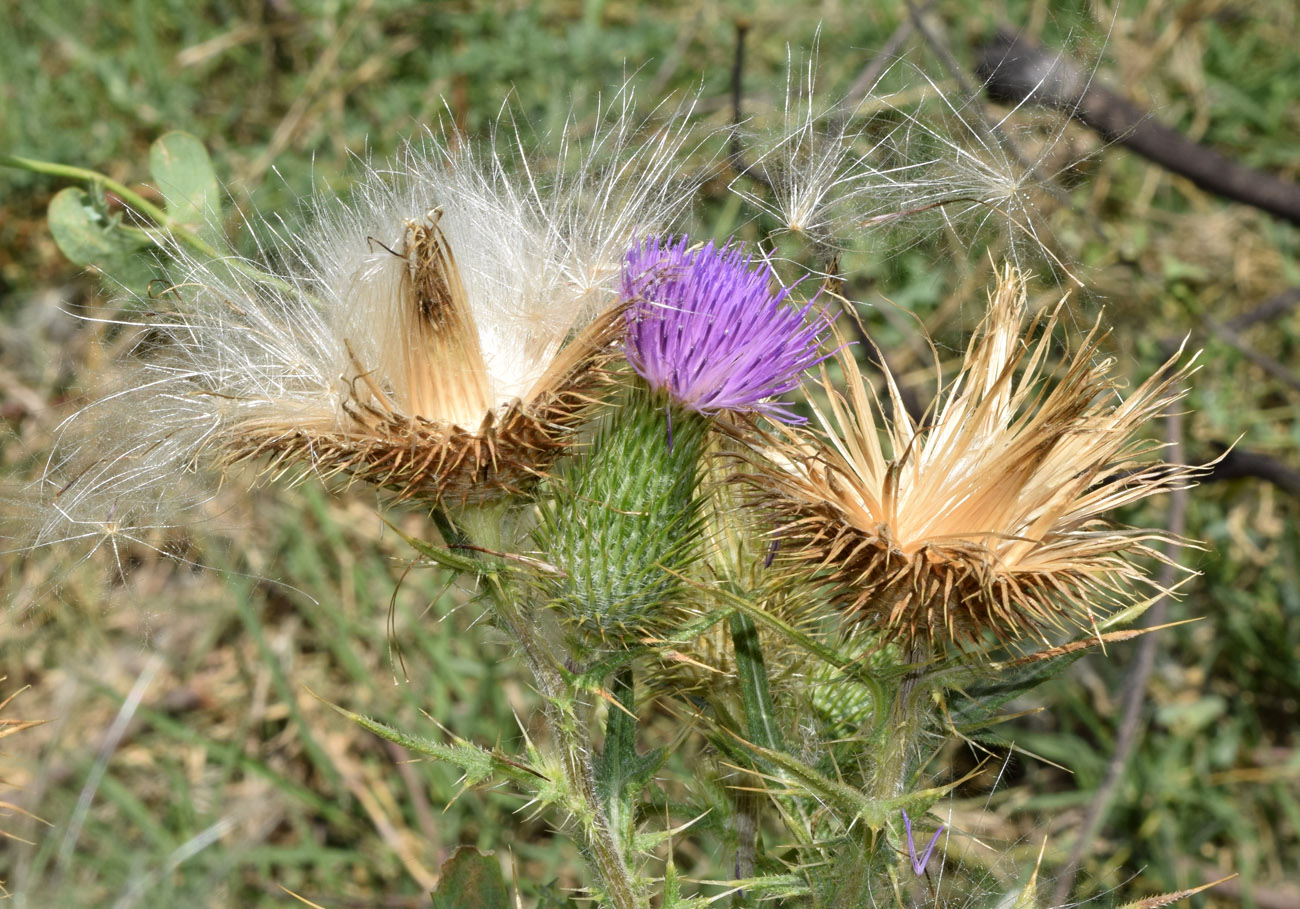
[440,504,643,909]
[870,644,931,802]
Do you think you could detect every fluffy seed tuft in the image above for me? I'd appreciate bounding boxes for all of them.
[33,94,708,547]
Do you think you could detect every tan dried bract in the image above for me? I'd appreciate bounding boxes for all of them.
[744,266,1202,654]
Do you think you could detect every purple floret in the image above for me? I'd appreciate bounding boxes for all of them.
[622,237,831,422]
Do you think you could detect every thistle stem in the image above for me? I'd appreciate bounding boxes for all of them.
[438,504,643,909]
[870,644,931,802]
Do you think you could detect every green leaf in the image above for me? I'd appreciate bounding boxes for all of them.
[47,185,155,289]
[382,515,489,575]
[430,847,510,909]
[722,873,810,900]
[946,649,1089,736]
[737,734,957,831]
[310,692,544,788]
[595,669,638,844]
[149,131,222,241]
[731,610,785,755]
[594,669,667,853]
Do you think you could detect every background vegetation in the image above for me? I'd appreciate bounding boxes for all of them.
[2,0,1297,906]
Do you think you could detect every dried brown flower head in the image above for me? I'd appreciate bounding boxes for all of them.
[228,211,621,505]
[747,266,1202,653]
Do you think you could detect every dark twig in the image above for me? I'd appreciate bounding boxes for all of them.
[1155,289,1300,401]
[1223,288,1300,333]
[1052,410,1188,903]
[905,2,979,101]
[976,31,1300,227]
[729,19,748,143]
[1203,444,1300,498]
[727,19,772,194]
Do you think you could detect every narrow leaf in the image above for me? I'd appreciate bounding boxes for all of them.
[595,668,639,850]
[730,610,784,753]
[307,688,543,787]
[383,516,488,575]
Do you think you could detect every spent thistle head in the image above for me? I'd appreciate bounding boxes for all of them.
[32,95,707,552]
[746,265,1203,654]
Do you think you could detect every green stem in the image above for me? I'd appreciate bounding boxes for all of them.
[1,153,297,295]
[441,504,642,909]
[869,644,931,802]
[2,155,174,225]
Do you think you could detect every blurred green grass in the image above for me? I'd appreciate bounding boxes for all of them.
[2,0,1299,906]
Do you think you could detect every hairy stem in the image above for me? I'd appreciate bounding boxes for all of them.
[440,504,642,909]
[869,644,931,802]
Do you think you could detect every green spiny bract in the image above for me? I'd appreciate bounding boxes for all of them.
[536,386,709,648]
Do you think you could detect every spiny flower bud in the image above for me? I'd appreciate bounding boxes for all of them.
[537,235,831,647]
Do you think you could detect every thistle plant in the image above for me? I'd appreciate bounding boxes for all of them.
[5,85,1218,909]
[537,238,830,645]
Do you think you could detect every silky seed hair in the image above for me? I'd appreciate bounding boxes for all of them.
[26,91,709,556]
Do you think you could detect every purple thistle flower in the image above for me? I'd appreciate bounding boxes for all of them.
[902,809,944,877]
[622,236,831,422]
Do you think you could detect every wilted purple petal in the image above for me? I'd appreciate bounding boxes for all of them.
[902,808,944,877]
[622,236,831,422]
